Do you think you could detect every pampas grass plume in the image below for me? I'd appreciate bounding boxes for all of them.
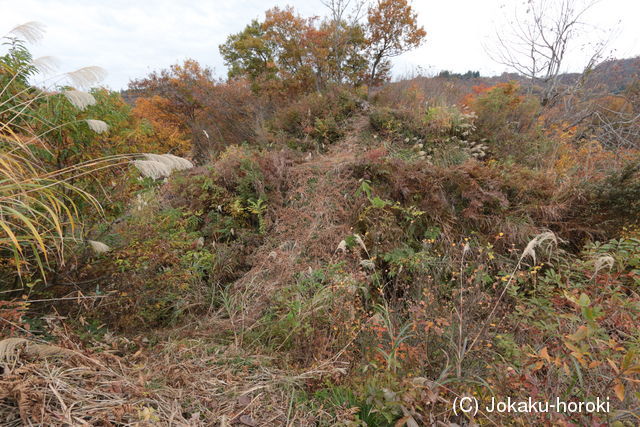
[86,119,109,133]
[133,160,173,180]
[30,56,59,74]
[9,22,46,44]
[593,255,615,277]
[521,231,558,264]
[66,66,107,89]
[65,90,96,110]
[143,153,193,170]
[133,154,194,180]
[354,234,368,253]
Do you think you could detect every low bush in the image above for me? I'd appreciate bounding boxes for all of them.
[268,87,362,150]
[464,82,544,162]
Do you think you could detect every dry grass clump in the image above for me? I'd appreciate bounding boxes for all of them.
[186,130,363,333]
[349,152,629,250]
[136,335,348,424]
[373,75,480,109]
[266,88,363,150]
[0,338,77,362]
[0,338,189,425]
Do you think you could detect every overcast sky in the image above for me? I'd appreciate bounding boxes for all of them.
[1,0,639,90]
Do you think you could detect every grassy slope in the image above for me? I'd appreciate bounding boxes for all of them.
[2,108,639,425]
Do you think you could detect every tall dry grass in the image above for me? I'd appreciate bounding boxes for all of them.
[0,23,133,283]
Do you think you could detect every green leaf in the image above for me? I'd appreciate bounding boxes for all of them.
[578,293,590,307]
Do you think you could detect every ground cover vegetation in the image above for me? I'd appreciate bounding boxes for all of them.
[1,1,640,425]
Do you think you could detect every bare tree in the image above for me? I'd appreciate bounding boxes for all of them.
[321,0,366,24]
[596,109,640,149]
[320,0,367,84]
[593,83,640,149]
[490,0,609,106]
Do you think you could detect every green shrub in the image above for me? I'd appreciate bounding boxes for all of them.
[467,82,543,161]
[250,264,360,361]
[368,107,423,140]
[588,162,640,228]
[268,88,360,150]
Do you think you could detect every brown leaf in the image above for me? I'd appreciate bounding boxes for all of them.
[614,382,625,402]
[237,394,252,406]
[539,346,550,362]
[532,360,544,371]
[239,415,257,426]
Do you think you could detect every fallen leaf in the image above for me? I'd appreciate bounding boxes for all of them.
[238,394,252,406]
[614,382,625,402]
[239,415,257,426]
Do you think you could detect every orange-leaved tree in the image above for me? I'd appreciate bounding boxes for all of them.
[129,60,215,161]
[130,60,260,163]
[220,2,428,97]
[220,6,367,98]
[132,95,191,156]
[366,0,426,88]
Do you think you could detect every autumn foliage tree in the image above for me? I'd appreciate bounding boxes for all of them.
[220,6,368,98]
[365,0,426,87]
[129,60,213,159]
[129,59,259,163]
[132,95,191,156]
[220,1,425,96]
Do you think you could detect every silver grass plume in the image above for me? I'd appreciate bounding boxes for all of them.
[87,240,110,254]
[521,231,558,264]
[353,234,368,253]
[66,66,107,89]
[593,255,615,277]
[133,160,173,180]
[0,338,25,363]
[143,153,193,171]
[9,22,46,43]
[135,193,148,211]
[86,119,109,133]
[463,242,471,255]
[0,338,76,363]
[64,90,96,110]
[360,259,376,270]
[30,56,59,74]
[134,154,193,180]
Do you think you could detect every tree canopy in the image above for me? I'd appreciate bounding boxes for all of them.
[219,1,426,96]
